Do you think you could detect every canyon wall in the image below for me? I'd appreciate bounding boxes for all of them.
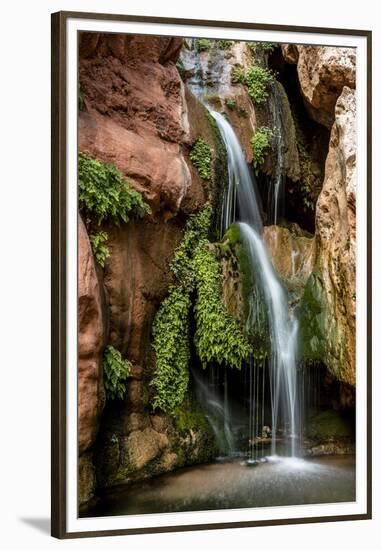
[77,36,357,504]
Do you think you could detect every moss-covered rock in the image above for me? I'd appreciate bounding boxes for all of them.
[219,224,269,359]
[305,409,354,442]
[298,267,330,362]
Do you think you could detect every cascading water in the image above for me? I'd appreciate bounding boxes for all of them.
[209,109,300,458]
[210,110,263,236]
[267,81,287,225]
[182,41,300,459]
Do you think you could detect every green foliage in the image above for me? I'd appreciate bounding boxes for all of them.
[298,143,315,211]
[89,231,110,267]
[262,42,278,53]
[170,204,213,285]
[151,205,251,411]
[244,65,275,104]
[218,39,233,50]
[190,138,213,181]
[197,38,212,52]
[193,242,251,369]
[248,42,277,54]
[299,269,328,362]
[231,64,275,104]
[306,410,353,441]
[250,127,273,173]
[103,345,131,400]
[221,224,269,359]
[78,152,151,225]
[226,98,237,110]
[173,400,209,432]
[231,66,245,84]
[151,286,192,412]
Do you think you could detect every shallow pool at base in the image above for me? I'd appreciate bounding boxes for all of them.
[82,455,355,517]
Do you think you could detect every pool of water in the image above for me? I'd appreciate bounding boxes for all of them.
[82,455,355,517]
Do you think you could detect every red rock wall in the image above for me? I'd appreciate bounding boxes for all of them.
[78,33,219,499]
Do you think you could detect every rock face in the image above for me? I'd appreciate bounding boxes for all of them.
[314,87,356,385]
[263,225,316,301]
[180,40,257,161]
[78,215,106,503]
[78,33,220,494]
[78,215,106,453]
[282,45,356,128]
[79,33,200,218]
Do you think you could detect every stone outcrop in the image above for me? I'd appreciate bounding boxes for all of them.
[79,33,202,218]
[180,40,257,161]
[315,86,356,385]
[300,87,356,385]
[78,215,107,504]
[282,45,356,128]
[78,215,106,454]
[263,225,316,301]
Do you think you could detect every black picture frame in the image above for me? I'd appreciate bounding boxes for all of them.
[51,10,372,539]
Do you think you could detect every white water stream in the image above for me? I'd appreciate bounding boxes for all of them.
[209,109,300,457]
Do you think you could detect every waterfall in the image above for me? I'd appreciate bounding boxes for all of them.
[209,109,300,458]
[267,82,287,225]
[193,369,235,455]
[210,110,263,236]
[182,41,300,458]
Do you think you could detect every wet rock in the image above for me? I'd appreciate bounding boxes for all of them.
[180,40,256,162]
[263,224,316,301]
[305,442,355,457]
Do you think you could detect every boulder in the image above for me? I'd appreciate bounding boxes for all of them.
[127,428,169,470]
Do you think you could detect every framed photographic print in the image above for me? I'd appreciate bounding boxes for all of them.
[51,10,372,539]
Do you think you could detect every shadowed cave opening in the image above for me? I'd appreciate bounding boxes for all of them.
[189,359,355,458]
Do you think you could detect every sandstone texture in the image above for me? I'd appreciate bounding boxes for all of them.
[314,87,357,385]
[78,215,106,454]
[263,224,316,301]
[282,45,356,128]
[79,33,200,218]
[78,33,220,494]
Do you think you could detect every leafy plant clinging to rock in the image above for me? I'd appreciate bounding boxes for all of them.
[231,64,275,105]
[103,345,132,400]
[218,40,233,50]
[250,127,273,173]
[197,38,212,52]
[244,65,275,104]
[151,205,251,411]
[190,138,213,181]
[78,152,151,224]
[151,286,192,412]
[89,231,110,268]
[193,242,251,369]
